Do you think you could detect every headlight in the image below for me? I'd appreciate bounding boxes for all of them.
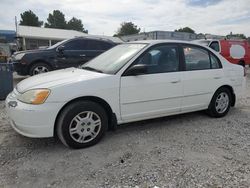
[17,89,50,104]
[14,53,25,61]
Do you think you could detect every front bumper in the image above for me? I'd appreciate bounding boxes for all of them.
[12,61,29,75]
[5,90,64,138]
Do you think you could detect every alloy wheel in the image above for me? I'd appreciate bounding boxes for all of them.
[69,111,102,143]
[215,92,229,114]
[33,66,49,75]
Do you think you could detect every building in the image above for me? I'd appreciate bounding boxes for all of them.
[120,30,197,42]
[16,25,122,50]
[204,34,225,40]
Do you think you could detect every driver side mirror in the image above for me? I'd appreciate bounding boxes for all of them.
[57,45,65,53]
[124,64,147,76]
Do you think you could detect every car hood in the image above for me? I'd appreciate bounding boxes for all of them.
[14,49,50,55]
[16,68,109,93]
[12,49,53,61]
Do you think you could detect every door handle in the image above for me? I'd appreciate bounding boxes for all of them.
[213,76,222,79]
[171,80,181,84]
[80,54,86,57]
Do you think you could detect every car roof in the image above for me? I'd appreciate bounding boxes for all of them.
[127,39,222,57]
[73,36,120,44]
[127,40,204,46]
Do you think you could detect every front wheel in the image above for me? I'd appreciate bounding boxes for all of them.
[56,101,108,149]
[29,63,51,76]
[207,88,232,118]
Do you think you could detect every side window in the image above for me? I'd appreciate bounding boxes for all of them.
[183,46,210,71]
[101,42,113,50]
[209,41,220,52]
[86,40,97,50]
[210,53,220,69]
[85,40,112,50]
[64,39,87,50]
[135,45,179,74]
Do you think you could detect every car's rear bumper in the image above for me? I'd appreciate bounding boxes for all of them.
[233,77,247,106]
[5,90,64,138]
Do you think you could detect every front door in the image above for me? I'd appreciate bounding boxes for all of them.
[56,39,90,69]
[120,44,183,122]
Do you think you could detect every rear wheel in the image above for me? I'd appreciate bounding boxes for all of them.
[56,101,108,149]
[207,87,232,118]
[29,62,51,76]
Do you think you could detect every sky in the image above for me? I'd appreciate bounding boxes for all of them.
[0,0,250,36]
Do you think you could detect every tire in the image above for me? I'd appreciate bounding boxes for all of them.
[238,60,245,67]
[207,87,232,118]
[29,62,52,76]
[56,101,108,149]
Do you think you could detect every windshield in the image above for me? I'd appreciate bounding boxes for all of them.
[47,39,69,49]
[81,43,147,74]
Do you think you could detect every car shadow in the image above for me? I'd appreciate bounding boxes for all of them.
[116,110,208,132]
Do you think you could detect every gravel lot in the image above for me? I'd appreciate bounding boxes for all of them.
[0,71,250,188]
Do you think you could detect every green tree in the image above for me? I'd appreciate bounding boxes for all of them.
[45,10,67,29]
[226,32,246,39]
[19,10,43,27]
[67,17,88,33]
[115,22,141,36]
[175,27,195,34]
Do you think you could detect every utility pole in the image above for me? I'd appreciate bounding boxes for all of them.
[15,16,17,33]
[15,16,19,51]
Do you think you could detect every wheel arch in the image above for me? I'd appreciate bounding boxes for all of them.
[28,59,53,72]
[54,96,117,137]
[212,85,236,107]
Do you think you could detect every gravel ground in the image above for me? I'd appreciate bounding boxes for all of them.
[0,71,250,188]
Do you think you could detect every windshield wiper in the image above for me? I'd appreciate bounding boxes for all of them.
[82,66,103,73]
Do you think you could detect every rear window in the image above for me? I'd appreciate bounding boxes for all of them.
[183,45,222,71]
[184,46,210,71]
[210,53,220,69]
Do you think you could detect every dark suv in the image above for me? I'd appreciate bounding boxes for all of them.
[11,37,118,75]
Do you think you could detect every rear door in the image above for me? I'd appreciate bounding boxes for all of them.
[120,44,183,122]
[181,44,224,112]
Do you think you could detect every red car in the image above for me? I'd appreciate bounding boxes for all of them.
[197,39,250,67]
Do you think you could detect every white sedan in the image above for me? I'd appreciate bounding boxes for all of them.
[6,40,246,148]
